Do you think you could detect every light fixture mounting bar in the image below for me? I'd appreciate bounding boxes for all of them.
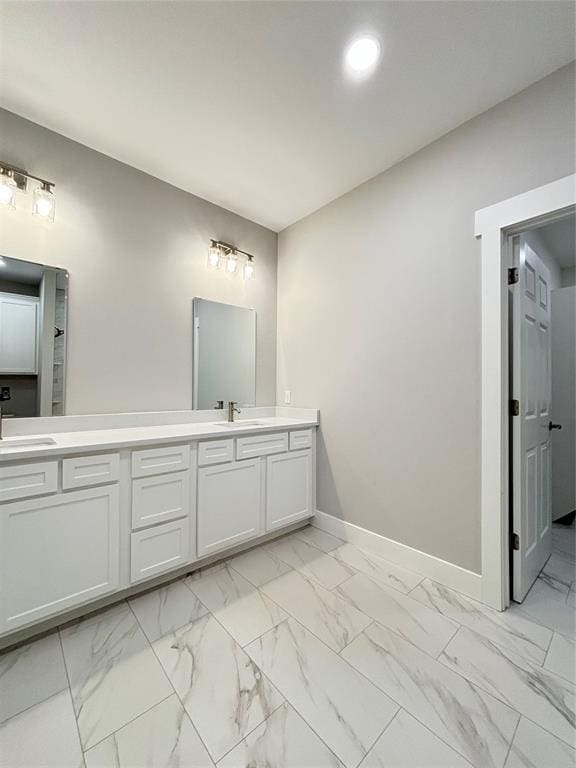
[210,239,255,260]
[0,160,55,193]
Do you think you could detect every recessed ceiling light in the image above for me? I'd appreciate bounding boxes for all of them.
[345,36,381,76]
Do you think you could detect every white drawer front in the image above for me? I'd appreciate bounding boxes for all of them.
[132,471,190,531]
[130,518,190,583]
[289,429,313,451]
[132,444,190,478]
[198,439,234,467]
[62,453,120,490]
[0,461,58,503]
[236,432,288,460]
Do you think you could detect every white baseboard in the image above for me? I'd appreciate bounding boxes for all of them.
[312,510,482,601]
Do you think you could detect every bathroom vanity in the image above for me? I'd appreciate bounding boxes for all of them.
[0,409,318,644]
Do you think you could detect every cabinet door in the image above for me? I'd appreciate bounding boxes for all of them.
[0,486,120,632]
[130,518,190,583]
[197,459,262,557]
[266,450,313,531]
[0,293,39,374]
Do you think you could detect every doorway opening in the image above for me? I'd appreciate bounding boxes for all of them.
[507,212,575,618]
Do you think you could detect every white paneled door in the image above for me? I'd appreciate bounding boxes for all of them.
[512,241,553,602]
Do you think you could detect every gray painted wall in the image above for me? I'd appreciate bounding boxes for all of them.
[277,64,575,572]
[0,109,278,414]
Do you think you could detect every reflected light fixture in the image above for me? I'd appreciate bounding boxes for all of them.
[207,239,256,280]
[345,35,381,77]
[0,162,56,222]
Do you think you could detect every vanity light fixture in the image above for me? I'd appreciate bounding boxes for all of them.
[207,239,256,280]
[0,162,56,223]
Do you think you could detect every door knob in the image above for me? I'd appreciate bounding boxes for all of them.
[548,421,562,431]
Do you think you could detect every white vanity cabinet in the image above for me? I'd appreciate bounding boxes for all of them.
[266,449,313,530]
[197,458,262,557]
[0,292,39,374]
[0,484,120,632]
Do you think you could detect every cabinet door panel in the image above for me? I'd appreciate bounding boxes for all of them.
[131,471,190,530]
[130,518,190,583]
[0,486,119,632]
[197,459,262,557]
[266,450,312,531]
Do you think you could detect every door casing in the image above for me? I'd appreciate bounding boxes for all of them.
[475,174,575,611]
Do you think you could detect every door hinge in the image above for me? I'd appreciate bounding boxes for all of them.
[511,533,520,551]
[510,399,520,416]
[508,267,519,285]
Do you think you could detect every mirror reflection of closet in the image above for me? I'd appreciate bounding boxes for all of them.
[192,298,256,410]
[0,255,68,418]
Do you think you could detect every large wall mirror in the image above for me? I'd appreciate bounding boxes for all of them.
[193,298,256,410]
[0,255,68,418]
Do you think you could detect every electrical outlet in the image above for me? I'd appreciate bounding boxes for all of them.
[0,386,11,401]
[284,390,291,405]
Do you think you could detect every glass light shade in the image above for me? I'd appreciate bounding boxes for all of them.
[207,243,222,269]
[0,173,17,209]
[243,257,255,280]
[226,253,239,274]
[32,185,55,222]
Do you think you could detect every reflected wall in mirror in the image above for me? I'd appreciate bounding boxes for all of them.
[0,255,68,418]
[193,298,256,410]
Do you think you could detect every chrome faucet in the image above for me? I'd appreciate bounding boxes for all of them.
[0,405,3,440]
[214,400,224,410]
[227,401,241,423]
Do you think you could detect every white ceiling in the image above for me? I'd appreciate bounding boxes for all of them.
[0,2,574,231]
[538,216,576,269]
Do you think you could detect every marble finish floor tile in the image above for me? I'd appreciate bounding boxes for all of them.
[504,717,575,768]
[0,631,68,724]
[228,546,293,587]
[245,617,398,768]
[545,632,576,684]
[129,578,208,642]
[0,690,83,768]
[512,580,575,638]
[261,569,371,652]
[359,709,472,768]
[59,602,172,750]
[329,544,423,594]
[266,535,355,590]
[219,702,345,768]
[292,525,345,553]
[337,573,458,658]
[185,563,287,646]
[153,613,283,761]
[542,553,575,593]
[410,579,551,664]
[342,622,519,768]
[552,526,576,559]
[440,627,575,746]
[84,694,214,768]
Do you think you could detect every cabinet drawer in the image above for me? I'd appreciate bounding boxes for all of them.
[62,453,120,490]
[236,432,288,460]
[198,439,234,467]
[0,461,58,503]
[130,518,190,583]
[289,429,313,451]
[132,471,190,530]
[132,444,190,478]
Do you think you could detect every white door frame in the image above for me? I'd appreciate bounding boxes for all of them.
[475,174,575,611]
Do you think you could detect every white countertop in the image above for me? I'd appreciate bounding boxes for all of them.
[0,416,318,462]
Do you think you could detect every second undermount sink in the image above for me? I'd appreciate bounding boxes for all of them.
[213,421,264,428]
[0,437,57,452]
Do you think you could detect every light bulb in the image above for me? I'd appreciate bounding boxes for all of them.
[0,171,17,209]
[345,36,380,75]
[32,183,55,222]
[207,242,222,269]
[243,256,255,280]
[226,253,238,274]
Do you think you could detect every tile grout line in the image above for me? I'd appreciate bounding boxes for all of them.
[502,715,522,768]
[57,626,88,768]
[213,700,287,765]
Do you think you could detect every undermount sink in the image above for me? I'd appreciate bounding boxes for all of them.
[213,421,264,428]
[0,437,57,452]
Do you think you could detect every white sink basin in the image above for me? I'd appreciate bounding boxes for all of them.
[213,421,264,428]
[0,437,57,452]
